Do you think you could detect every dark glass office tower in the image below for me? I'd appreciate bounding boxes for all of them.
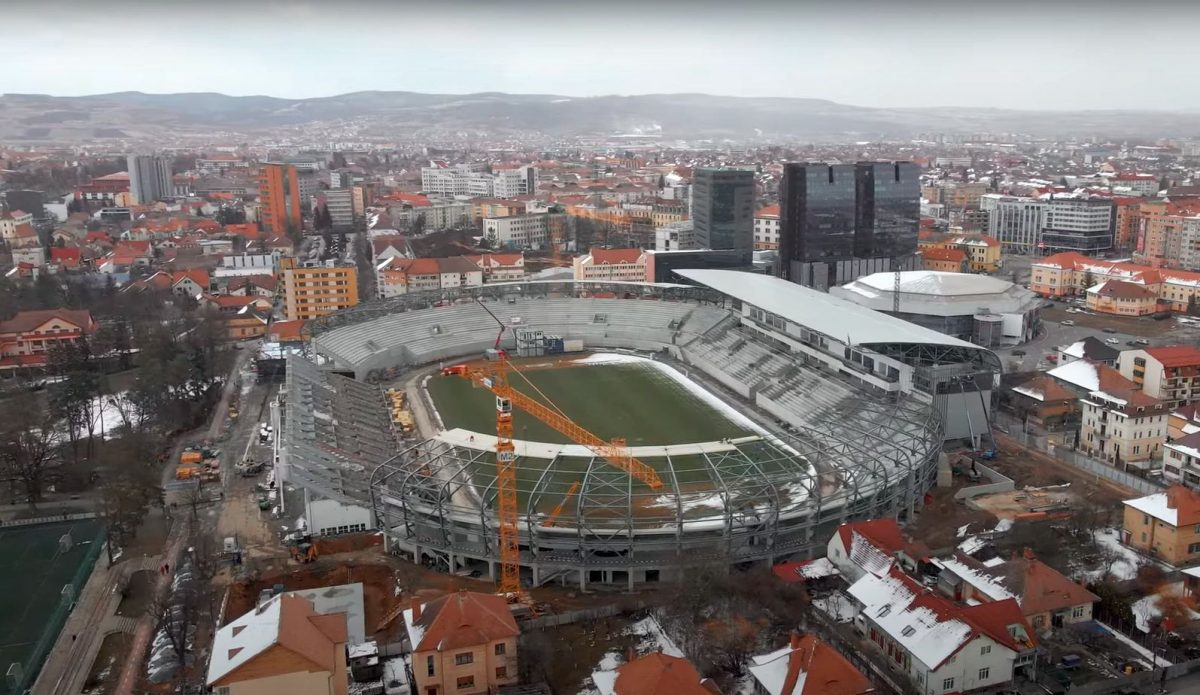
[692,168,755,254]
[779,161,919,290]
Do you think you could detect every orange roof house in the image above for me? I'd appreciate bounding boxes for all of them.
[403,591,519,695]
[749,633,873,695]
[594,652,720,695]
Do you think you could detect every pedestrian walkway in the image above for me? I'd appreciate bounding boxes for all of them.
[114,526,188,695]
[31,554,125,695]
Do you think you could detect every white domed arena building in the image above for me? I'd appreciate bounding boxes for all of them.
[279,271,997,590]
[830,271,1041,347]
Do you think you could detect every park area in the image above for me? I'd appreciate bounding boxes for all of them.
[0,518,106,694]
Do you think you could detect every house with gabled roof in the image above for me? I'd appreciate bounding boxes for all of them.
[749,632,873,695]
[403,591,519,695]
[848,566,1036,693]
[206,593,348,695]
[1123,485,1200,565]
[825,518,927,583]
[0,309,97,372]
[595,651,720,695]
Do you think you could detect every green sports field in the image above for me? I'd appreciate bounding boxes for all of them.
[426,360,750,447]
[0,519,105,694]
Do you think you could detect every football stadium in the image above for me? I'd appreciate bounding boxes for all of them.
[294,270,998,589]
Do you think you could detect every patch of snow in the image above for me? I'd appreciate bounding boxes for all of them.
[958,536,986,555]
[1098,621,1173,667]
[1131,582,1200,633]
[1085,528,1148,582]
[628,615,683,658]
[993,518,1014,533]
[982,557,1005,568]
[813,591,859,623]
[956,524,970,538]
[597,651,621,670]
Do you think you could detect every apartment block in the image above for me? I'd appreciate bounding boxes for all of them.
[282,262,359,321]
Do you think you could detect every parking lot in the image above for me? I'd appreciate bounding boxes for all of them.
[994,297,1200,372]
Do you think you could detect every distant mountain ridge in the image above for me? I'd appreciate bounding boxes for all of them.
[0,90,1194,142]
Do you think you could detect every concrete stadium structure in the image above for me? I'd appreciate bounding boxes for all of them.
[293,273,995,589]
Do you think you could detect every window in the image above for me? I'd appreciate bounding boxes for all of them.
[456,677,474,690]
[427,656,435,677]
[901,625,916,637]
[978,667,990,681]
[494,643,506,656]
[1145,514,1151,525]
[217,689,230,695]
[942,677,955,691]
[1188,543,1200,554]
[980,645,991,655]
[1072,605,1086,618]
[455,653,473,666]
[496,667,508,679]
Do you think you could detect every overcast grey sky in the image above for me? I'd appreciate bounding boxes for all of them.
[3,0,1198,110]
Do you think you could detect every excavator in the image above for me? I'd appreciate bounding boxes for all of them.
[437,299,662,600]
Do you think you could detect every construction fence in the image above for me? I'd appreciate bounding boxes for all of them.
[1005,429,1163,496]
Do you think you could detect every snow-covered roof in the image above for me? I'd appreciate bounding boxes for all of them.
[209,593,284,683]
[1048,359,1100,391]
[935,557,1017,602]
[402,607,425,652]
[850,530,895,578]
[847,571,974,670]
[853,270,1014,297]
[748,646,806,695]
[1124,492,1178,525]
[677,269,989,351]
[833,271,1040,318]
[797,557,839,579]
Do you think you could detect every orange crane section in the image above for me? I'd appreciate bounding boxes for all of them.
[463,363,664,490]
[543,480,581,528]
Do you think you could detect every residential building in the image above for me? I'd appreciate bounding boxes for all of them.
[1079,364,1167,467]
[376,256,483,298]
[594,651,719,695]
[216,253,279,279]
[421,164,494,197]
[127,154,172,204]
[1040,197,1114,255]
[483,213,569,249]
[749,633,873,695]
[207,593,348,695]
[1112,198,1142,251]
[1003,374,1080,431]
[779,162,920,291]
[372,236,410,262]
[260,163,302,236]
[1118,346,1200,408]
[1085,279,1160,316]
[225,308,271,341]
[651,199,687,229]
[753,204,780,251]
[1056,337,1119,367]
[464,253,526,283]
[1112,172,1160,197]
[1123,485,1200,565]
[573,248,649,282]
[692,168,754,254]
[1164,432,1200,488]
[933,550,1098,632]
[1030,252,1200,311]
[403,591,519,695]
[323,189,354,229]
[917,231,1001,273]
[421,202,472,231]
[282,262,359,321]
[981,194,1045,255]
[848,566,1036,694]
[825,518,924,584]
[0,309,98,372]
[917,247,968,273]
[471,199,527,223]
[0,209,36,248]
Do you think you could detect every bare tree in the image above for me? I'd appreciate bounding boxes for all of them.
[0,401,64,503]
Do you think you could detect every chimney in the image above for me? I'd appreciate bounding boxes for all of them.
[411,598,422,623]
[1023,548,1036,560]
[626,646,635,663]
[789,630,803,650]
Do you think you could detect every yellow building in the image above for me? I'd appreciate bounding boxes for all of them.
[404,592,519,695]
[282,263,359,321]
[917,231,1001,273]
[1085,280,1160,316]
[1123,485,1200,565]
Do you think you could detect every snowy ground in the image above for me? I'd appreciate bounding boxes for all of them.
[1098,621,1173,668]
[1080,528,1164,582]
[70,392,141,440]
[813,590,859,623]
[1131,581,1200,633]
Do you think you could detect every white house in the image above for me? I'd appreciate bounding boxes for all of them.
[825,518,922,584]
[847,567,1036,695]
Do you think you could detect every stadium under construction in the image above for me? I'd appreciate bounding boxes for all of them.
[279,270,999,589]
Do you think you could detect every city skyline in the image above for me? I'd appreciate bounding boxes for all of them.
[4,0,1200,111]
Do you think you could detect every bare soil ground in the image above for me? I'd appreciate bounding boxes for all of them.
[527,618,640,695]
[81,632,131,695]
[989,433,1133,510]
[908,484,997,551]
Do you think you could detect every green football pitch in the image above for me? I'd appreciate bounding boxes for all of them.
[426,360,750,447]
[0,519,105,694]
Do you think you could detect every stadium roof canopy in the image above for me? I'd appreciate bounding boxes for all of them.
[676,269,984,351]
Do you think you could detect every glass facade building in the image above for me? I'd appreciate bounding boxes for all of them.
[779,161,920,290]
[692,168,755,254]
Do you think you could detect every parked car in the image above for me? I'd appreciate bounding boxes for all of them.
[1134,338,1150,346]
[1106,337,1121,345]
[1061,319,1076,326]
[1046,354,1059,363]
[1103,327,1117,333]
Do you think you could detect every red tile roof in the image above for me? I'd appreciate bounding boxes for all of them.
[409,591,518,653]
[920,247,968,263]
[590,248,645,265]
[1144,346,1200,368]
[1089,279,1157,300]
[837,518,905,555]
[776,634,872,695]
[50,247,82,267]
[755,204,780,219]
[267,319,306,342]
[0,309,96,335]
[613,652,717,695]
